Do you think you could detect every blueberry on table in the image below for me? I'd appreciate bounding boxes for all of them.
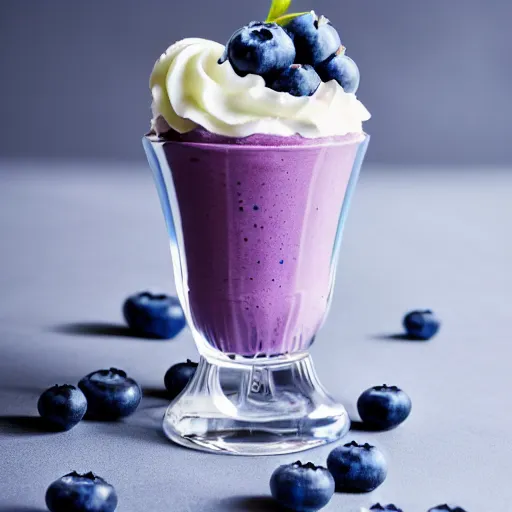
[357,384,412,431]
[370,504,403,512]
[429,506,467,512]
[403,309,440,340]
[220,21,295,77]
[123,291,186,339]
[270,461,335,512]
[327,441,387,493]
[37,384,87,431]
[315,48,360,93]
[268,64,321,97]
[285,12,341,66]
[78,368,141,420]
[46,471,118,512]
[164,359,198,399]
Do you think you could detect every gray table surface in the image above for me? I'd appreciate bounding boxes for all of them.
[0,162,510,512]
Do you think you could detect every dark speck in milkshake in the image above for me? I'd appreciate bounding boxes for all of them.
[239,206,244,212]
[253,205,259,211]
[244,237,248,242]
[279,260,284,264]
[237,181,241,185]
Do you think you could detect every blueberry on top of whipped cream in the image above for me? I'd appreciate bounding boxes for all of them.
[149,1,370,138]
[219,21,296,77]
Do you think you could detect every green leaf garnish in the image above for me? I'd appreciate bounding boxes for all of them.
[266,0,292,22]
[273,11,309,26]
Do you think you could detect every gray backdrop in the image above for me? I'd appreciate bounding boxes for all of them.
[0,0,510,165]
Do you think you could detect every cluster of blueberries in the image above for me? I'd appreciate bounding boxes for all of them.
[271,456,465,512]
[268,385,463,512]
[36,292,446,511]
[38,293,185,511]
[37,368,142,431]
[270,383,410,510]
[219,12,361,97]
[38,368,142,512]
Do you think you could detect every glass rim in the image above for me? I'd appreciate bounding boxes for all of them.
[143,131,369,151]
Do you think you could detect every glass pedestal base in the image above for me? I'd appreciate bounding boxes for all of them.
[162,354,350,456]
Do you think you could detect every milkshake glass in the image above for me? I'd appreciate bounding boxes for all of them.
[143,130,369,455]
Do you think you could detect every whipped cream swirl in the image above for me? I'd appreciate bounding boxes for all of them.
[150,38,370,138]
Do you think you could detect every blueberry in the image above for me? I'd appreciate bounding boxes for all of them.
[285,11,341,66]
[315,48,360,93]
[46,471,118,512]
[357,384,412,431]
[270,461,334,512]
[123,292,186,339]
[268,64,321,97]
[403,309,440,340]
[164,359,198,399]
[78,368,141,420]
[220,21,295,77]
[37,385,87,431]
[370,505,403,512]
[327,441,387,493]
[428,506,467,512]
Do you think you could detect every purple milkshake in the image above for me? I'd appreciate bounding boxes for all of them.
[144,4,371,455]
[158,132,365,357]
